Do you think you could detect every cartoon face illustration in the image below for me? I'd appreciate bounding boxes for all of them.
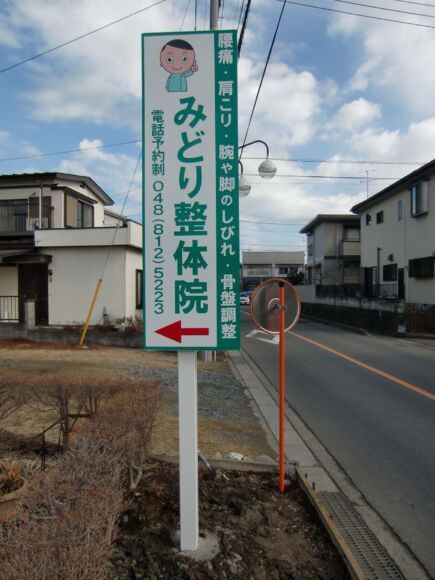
[160,39,198,93]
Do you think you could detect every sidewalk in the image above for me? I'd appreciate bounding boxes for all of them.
[229,349,430,580]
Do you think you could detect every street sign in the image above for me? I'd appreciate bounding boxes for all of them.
[142,30,239,350]
[250,278,301,334]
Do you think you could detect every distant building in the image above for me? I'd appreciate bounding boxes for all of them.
[351,159,435,305]
[300,214,360,288]
[0,172,142,326]
[241,251,304,291]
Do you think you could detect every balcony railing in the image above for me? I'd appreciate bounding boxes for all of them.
[338,240,361,257]
[0,202,52,233]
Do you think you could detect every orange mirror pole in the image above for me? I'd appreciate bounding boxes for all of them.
[279,281,285,494]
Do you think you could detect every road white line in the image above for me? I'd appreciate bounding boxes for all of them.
[246,329,279,345]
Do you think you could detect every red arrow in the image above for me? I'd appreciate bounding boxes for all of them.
[155,320,209,344]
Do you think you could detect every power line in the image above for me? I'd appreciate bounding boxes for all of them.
[278,0,435,29]
[220,0,226,26]
[0,0,168,75]
[333,0,435,19]
[241,242,306,247]
[203,0,209,29]
[238,0,252,56]
[0,137,426,167]
[241,218,306,225]
[245,156,424,166]
[237,0,247,31]
[240,0,285,152]
[244,172,399,179]
[233,0,243,28]
[100,151,142,279]
[180,0,192,29]
[0,139,140,163]
[391,0,435,9]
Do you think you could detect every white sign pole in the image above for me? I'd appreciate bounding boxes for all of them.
[178,350,199,551]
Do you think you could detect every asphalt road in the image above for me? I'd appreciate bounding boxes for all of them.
[240,310,435,577]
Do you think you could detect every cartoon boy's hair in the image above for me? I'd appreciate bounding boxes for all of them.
[161,39,194,52]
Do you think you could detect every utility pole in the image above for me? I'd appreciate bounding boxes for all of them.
[210,0,219,30]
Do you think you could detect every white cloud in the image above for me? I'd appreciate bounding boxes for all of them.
[349,117,435,165]
[4,0,186,126]
[329,9,435,116]
[323,98,381,138]
[0,15,20,48]
[238,58,320,147]
[57,138,141,209]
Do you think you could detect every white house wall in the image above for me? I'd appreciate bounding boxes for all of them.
[56,180,106,226]
[35,227,130,247]
[360,180,435,304]
[125,250,143,319]
[47,246,127,325]
[0,267,18,295]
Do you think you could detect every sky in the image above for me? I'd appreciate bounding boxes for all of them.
[1,0,435,255]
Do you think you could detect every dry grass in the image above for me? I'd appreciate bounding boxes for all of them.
[0,342,275,460]
[0,379,159,580]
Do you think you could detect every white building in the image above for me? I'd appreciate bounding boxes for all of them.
[0,172,143,326]
[242,250,305,291]
[300,214,360,288]
[351,160,435,305]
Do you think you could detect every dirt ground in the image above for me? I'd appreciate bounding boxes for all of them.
[111,459,349,580]
[0,339,275,459]
[0,340,350,578]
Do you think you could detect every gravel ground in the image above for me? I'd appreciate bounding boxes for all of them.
[0,342,275,461]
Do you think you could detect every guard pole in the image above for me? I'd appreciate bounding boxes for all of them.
[279,282,285,494]
[178,350,199,550]
[79,278,102,347]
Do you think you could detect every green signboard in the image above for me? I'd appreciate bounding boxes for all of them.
[142,30,239,350]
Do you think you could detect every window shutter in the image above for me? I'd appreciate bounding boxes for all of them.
[421,181,429,213]
[65,194,78,227]
[28,197,38,218]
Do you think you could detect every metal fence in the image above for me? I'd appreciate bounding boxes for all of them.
[0,296,20,321]
[315,284,400,300]
[406,304,435,334]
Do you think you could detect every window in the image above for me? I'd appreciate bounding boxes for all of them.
[383,263,397,282]
[376,211,384,224]
[136,269,143,309]
[307,234,314,256]
[410,182,429,217]
[397,199,403,221]
[278,267,289,274]
[365,212,372,225]
[344,227,360,241]
[409,257,434,278]
[77,201,93,228]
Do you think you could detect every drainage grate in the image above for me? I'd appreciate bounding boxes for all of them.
[318,491,404,579]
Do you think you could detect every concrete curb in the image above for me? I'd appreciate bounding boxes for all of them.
[152,453,293,474]
[228,348,430,580]
[297,468,367,580]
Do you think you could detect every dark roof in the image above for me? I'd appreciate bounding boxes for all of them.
[299,214,359,234]
[0,172,114,206]
[351,158,435,214]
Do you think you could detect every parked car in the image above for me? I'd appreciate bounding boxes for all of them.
[240,292,250,305]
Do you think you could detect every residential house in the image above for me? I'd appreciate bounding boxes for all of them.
[351,159,435,306]
[299,214,360,293]
[241,251,304,291]
[0,172,143,326]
